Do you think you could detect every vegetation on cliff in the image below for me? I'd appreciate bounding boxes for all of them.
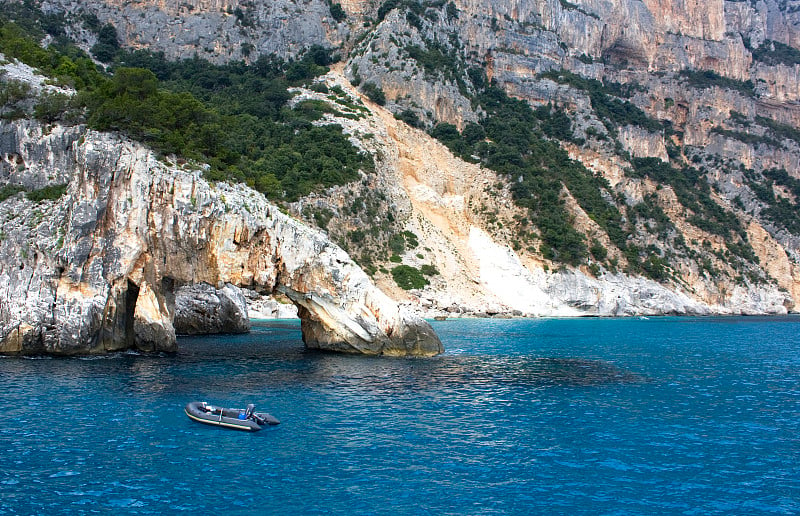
[0,7,372,202]
[538,70,660,135]
[432,82,629,268]
[361,0,779,286]
[746,167,800,234]
[746,39,800,67]
[2,0,799,301]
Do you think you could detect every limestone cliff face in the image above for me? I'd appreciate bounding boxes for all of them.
[344,9,479,128]
[286,71,794,317]
[44,0,347,62]
[325,0,800,315]
[174,282,251,335]
[10,0,800,320]
[0,120,442,356]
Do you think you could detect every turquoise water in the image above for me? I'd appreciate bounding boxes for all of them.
[1,317,798,514]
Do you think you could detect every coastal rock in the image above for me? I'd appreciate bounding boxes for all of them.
[0,120,443,356]
[243,290,299,319]
[174,282,251,335]
[281,284,442,356]
[322,98,794,317]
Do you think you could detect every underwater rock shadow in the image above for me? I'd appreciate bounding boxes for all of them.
[172,353,647,395]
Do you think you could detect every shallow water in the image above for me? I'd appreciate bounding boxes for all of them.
[1,317,798,514]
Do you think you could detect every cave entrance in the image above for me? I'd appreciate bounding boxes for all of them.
[124,279,139,349]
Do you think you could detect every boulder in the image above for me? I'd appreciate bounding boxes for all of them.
[174,283,251,335]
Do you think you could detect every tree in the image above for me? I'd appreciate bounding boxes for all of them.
[91,23,120,62]
[329,2,346,22]
[361,82,386,105]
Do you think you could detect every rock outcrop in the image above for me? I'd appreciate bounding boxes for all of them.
[53,0,348,63]
[4,0,800,333]
[287,71,796,317]
[174,282,251,335]
[0,120,443,356]
[243,290,299,319]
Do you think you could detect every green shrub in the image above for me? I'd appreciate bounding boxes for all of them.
[589,239,607,261]
[0,185,25,202]
[755,116,800,147]
[641,254,668,281]
[33,91,78,123]
[329,3,347,22]
[304,206,334,229]
[90,23,120,63]
[0,79,34,120]
[361,82,386,105]
[420,264,439,276]
[348,229,366,243]
[535,104,576,141]
[391,265,429,290]
[395,108,422,128]
[402,230,419,248]
[589,90,662,133]
[404,42,462,84]
[710,127,779,148]
[26,184,67,202]
[679,69,755,97]
[747,168,800,234]
[750,39,800,67]
[388,234,406,254]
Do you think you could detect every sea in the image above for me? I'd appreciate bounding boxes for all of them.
[0,317,798,515]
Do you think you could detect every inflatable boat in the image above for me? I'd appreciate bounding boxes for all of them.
[185,401,280,431]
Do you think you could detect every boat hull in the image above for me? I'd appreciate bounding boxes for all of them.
[184,402,279,431]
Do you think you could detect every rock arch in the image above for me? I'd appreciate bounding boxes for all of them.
[0,126,442,356]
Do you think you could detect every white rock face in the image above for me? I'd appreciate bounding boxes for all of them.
[467,226,710,316]
[174,282,251,335]
[0,121,442,356]
[468,227,580,316]
[333,91,795,319]
[618,126,669,162]
[243,290,299,319]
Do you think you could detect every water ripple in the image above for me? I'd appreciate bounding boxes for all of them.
[1,317,798,515]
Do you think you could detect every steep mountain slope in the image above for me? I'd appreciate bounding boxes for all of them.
[43,0,348,62]
[287,67,792,315]
[5,0,800,315]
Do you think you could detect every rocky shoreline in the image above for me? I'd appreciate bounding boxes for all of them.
[0,120,443,357]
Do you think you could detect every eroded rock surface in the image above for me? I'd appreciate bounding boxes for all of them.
[0,121,443,356]
[174,282,251,335]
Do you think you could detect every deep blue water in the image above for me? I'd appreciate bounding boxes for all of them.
[1,317,799,515]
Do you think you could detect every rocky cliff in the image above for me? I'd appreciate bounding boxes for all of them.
[327,0,800,315]
[174,282,251,335]
[3,0,800,331]
[288,70,794,317]
[43,0,348,63]
[0,119,442,356]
